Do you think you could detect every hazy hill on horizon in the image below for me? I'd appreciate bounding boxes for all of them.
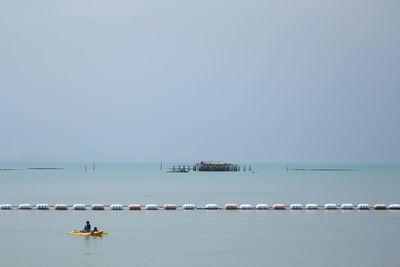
[0,151,201,163]
[0,150,124,163]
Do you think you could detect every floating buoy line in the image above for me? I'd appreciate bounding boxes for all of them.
[0,203,399,211]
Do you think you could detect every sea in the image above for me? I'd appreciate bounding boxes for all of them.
[0,162,399,267]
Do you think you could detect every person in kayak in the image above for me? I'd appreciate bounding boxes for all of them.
[90,226,104,236]
[79,221,91,233]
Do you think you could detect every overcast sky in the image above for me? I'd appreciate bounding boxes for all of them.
[0,1,399,162]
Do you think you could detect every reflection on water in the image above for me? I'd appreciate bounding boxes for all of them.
[84,235,103,249]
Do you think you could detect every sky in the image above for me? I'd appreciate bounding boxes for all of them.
[0,0,399,163]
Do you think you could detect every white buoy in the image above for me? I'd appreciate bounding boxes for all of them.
[357,204,370,210]
[182,204,196,210]
[54,204,68,210]
[128,204,141,210]
[36,204,50,210]
[273,204,285,210]
[145,204,159,210]
[305,204,319,210]
[73,204,86,210]
[324,203,338,210]
[91,204,105,210]
[110,204,123,210]
[374,204,387,210]
[18,204,32,210]
[205,204,218,209]
[239,204,252,210]
[163,204,177,210]
[0,204,12,210]
[290,204,303,210]
[256,204,269,210]
[388,204,400,210]
[341,203,354,210]
[224,204,238,210]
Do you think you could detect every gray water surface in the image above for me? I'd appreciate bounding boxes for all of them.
[0,163,399,266]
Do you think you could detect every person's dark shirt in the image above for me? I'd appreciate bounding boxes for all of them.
[84,223,91,232]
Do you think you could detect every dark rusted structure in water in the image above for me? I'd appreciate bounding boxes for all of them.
[193,161,239,172]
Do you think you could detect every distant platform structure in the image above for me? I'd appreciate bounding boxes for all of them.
[194,161,240,172]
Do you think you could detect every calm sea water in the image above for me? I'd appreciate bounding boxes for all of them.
[0,162,399,267]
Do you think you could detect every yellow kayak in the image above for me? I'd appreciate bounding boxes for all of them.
[70,230,109,236]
